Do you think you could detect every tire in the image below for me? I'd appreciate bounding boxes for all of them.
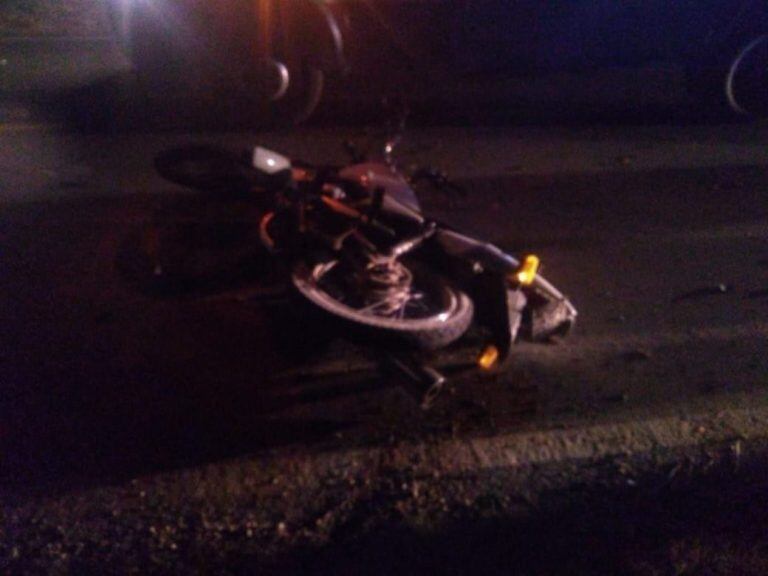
[267,0,342,124]
[292,258,474,350]
[725,35,768,117]
[154,145,257,195]
[271,64,325,125]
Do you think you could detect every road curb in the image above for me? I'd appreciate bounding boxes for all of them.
[116,392,768,528]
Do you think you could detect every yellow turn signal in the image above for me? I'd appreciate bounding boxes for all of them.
[477,345,500,370]
[515,255,540,286]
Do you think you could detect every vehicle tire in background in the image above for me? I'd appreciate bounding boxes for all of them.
[687,31,768,121]
[104,0,342,127]
[264,0,344,125]
[725,35,768,117]
[272,65,325,125]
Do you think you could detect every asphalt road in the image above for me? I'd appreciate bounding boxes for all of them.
[2,123,768,573]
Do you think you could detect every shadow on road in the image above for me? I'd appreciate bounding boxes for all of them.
[261,455,768,576]
[0,193,374,495]
[0,188,541,497]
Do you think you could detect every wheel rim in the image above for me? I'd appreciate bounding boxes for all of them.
[293,259,464,331]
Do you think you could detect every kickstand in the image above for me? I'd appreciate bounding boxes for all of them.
[385,352,447,410]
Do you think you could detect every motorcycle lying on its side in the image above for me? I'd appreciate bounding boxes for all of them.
[154,141,577,408]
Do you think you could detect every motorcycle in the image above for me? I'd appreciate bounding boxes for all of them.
[154,137,577,408]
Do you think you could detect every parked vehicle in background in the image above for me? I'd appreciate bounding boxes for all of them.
[109,0,345,124]
[0,0,345,126]
[2,0,764,124]
[325,0,768,118]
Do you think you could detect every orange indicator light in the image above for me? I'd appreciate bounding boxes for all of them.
[477,345,500,370]
[515,255,540,286]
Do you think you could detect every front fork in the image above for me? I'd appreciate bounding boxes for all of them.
[433,228,577,369]
[467,272,521,368]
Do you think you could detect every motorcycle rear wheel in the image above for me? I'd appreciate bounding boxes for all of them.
[154,145,257,194]
[292,259,473,350]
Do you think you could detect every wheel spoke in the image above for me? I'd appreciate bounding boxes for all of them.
[305,260,453,323]
[358,298,397,315]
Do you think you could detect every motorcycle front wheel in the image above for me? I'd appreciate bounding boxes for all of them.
[292,259,473,350]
